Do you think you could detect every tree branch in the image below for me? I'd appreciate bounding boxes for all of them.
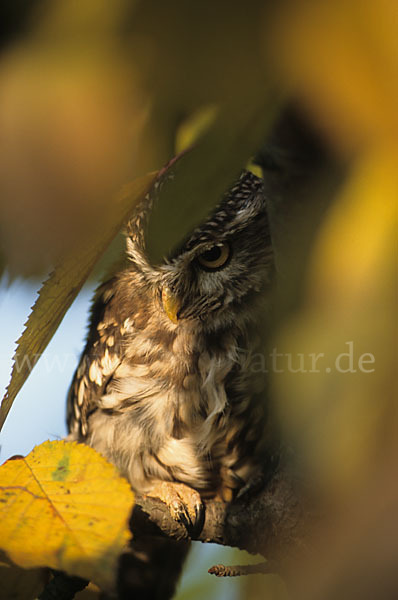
[131,467,309,562]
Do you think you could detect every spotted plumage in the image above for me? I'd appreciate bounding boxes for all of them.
[67,169,274,597]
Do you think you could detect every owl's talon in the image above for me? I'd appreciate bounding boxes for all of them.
[193,501,205,536]
[173,505,192,532]
[170,499,190,525]
[148,481,204,537]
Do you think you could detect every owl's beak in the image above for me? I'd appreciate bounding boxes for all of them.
[161,287,181,324]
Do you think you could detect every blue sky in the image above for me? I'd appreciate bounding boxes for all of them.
[0,278,95,460]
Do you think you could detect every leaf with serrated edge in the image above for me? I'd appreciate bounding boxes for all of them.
[0,172,157,431]
[0,440,134,591]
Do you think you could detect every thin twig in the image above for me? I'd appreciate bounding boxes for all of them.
[208,560,278,577]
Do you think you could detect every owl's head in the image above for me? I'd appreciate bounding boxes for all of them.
[126,171,273,330]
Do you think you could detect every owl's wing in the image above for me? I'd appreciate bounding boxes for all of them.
[67,276,128,438]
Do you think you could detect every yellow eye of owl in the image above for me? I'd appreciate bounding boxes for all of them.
[197,243,230,269]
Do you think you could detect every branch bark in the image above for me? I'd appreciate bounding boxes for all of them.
[131,467,309,563]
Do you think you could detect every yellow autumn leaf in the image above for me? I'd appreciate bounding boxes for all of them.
[0,172,157,431]
[268,0,398,151]
[273,149,397,499]
[0,0,149,276]
[0,440,134,591]
[309,150,397,305]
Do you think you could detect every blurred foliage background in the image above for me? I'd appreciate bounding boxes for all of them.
[0,0,396,598]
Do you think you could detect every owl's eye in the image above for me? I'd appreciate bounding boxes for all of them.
[197,243,230,269]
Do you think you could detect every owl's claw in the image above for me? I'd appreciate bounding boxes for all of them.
[170,499,192,531]
[194,500,205,537]
[148,481,204,537]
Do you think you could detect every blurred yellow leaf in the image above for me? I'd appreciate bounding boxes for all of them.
[37,0,128,37]
[0,172,157,431]
[1,0,281,273]
[0,0,147,275]
[146,99,280,263]
[273,149,397,499]
[0,441,134,591]
[309,150,397,304]
[268,0,398,151]
[175,105,218,154]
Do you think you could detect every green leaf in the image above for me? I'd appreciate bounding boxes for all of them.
[0,172,157,431]
[146,99,282,264]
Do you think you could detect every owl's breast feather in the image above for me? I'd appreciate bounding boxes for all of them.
[83,323,262,499]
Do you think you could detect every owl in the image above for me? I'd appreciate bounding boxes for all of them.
[67,169,274,598]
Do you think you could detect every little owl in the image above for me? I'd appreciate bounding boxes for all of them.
[67,169,274,598]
